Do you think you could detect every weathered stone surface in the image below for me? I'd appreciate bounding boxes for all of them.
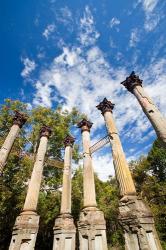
[119,196,163,250]
[121,72,166,148]
[120,71,142,92]
[9,211,39,250]
[78,119,97,208]
[23,135,49,212]
[13,110,28,128]
[77,118,93,133]
[53,135,76,250]
[53,214,76,250]
[78,207,108,250]
[0,111,27,175]
[97,98,136,197]
[64,135,75,147]
[60,139,73,214]
[133,85,166,148]
[9,126,50,249]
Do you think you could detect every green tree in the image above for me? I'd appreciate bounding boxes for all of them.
[0,99,83,250]
[130,139,166,249]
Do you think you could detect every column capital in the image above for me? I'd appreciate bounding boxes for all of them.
[13,110,28,128]
[77,118,93,133]
[40,125,52,138]
[121,71,143,92]
[64,135,75,147]
[96,98,114,115]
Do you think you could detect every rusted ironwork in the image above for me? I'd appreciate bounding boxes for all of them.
[90,134,111,154]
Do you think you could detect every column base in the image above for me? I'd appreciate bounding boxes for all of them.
[53,213,76,250]
[118,196,162,250]
[9,211,39,250]
[78,207,108,250]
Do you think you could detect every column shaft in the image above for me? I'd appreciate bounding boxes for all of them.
[82,130,97,207]
[0,124,20,173]
[121,71,166,147]
[133,85,166,145]
[53,135,76,250]
[23,136,48,212]
[9,126,51,250]
[60,145,72,214]
[104,111,136,196]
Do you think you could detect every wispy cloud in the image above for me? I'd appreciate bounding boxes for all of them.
[31,4,166,180]
[21,57,36,78]
[129,28,140,47]
[138,0,160,31]
[78,6,100,46]
[42,24,55,40]
[109,17,120,29]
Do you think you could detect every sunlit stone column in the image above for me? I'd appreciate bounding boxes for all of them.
[0,111,27,175]
[97,98,136,197]
[121,71,166,147]
[77,119,108,250]
[9,125,52,250]
[97,98,162,250]
[78,119,97,208]
[53,135,76,250]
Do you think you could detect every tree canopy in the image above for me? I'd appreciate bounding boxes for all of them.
[0,99,165,250]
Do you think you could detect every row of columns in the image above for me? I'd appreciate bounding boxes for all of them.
[0,72,165,249]
[96,98,162,250]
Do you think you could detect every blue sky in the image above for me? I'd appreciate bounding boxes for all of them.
[0,0,166,180]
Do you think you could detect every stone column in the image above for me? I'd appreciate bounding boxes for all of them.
[97,98,136,197]
[78,119,97,208]
[53,135,76,250]
[97,98,162,250]
[0,111,27,175]
[121,71,166,147]
[9,125,52,250]
[77,119,108,250]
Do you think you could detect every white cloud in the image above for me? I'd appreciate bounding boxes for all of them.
[33,81,53,107]
[129,28,140,47]
[141,0,159,12]
[109,17,120,28]
[109,38,116,48]
[21,57,36,78]
[93,153,115,181]
[78,6,100,46]
[33,48,166,180]
[42,24,55,40]
[33,46,127,133]
[32,4,166,180]
[138,0,160,31]
[56,6,73,27]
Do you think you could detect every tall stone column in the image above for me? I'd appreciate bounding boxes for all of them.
[121,71,166,147]
[9,125,52,250]
[97,98,136,197]
[77,119,108,250]
[0,111,27,175]
[97,98,162,250]
[53,135,76,250]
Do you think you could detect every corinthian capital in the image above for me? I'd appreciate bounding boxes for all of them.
[121,71,143,92]
[64,135,75,147]
[13,110,28,128]
[96,98,114,115]
[77,118,93,132]
[40,125,52,138]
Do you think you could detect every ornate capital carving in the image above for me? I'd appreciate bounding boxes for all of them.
[40,125,52,138]
[96,98,114,115]
[13,110,28,128]
[121,71,143,92]
[77,118,93,132]
[64,135,75,147]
